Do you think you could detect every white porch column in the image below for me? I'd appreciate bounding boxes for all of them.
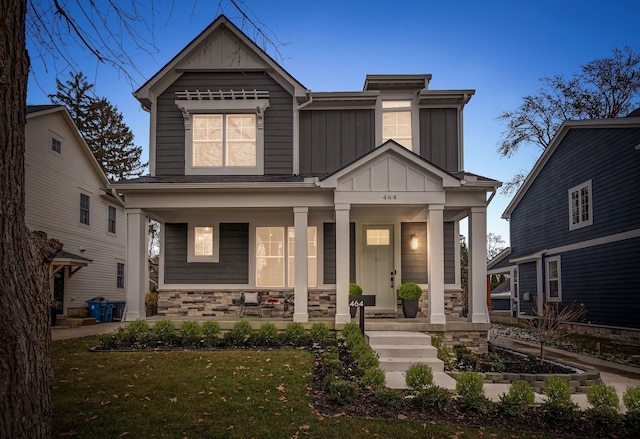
[293,207,309,322]
[125,208,148,320]
[335,203,351,324]
[427,204,446,323]
[469,206,490,323]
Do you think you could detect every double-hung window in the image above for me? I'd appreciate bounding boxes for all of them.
[255,226,317,288]
[116,263,125,289]
[545,256,561,302]
[381,100,413,150]
[108,206,116,233]
[176,89,269,175]
[568,180,593,230]
[51,137,62,153]
[80,194,90,225]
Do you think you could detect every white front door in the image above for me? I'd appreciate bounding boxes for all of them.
[361,225,395,310]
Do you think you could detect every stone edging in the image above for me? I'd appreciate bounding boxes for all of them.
[447,370,601,394]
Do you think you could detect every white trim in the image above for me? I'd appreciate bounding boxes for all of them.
[187,223,220,263]
[547,228,640,256]
[545,256,562,302]
[568,179,593,231]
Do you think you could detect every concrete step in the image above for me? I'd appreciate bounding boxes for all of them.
[378,357,444,373]
[366,330,432,346]
[368,344,438,359]
[385,371,457,391]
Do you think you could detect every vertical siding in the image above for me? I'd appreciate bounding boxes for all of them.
[400,222,428,283]
[322,222,356,284]
[443,222,456,284]
[24,111,127,307]
[419,108,459,172]
[299,109,375,176]
[155,72,294,176]
[556,238,640,328]
[511,127,640,259]
[164,223,249,284]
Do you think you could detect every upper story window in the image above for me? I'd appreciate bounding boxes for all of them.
[80,194,90,225]
[51,137,62,153]
[382,100,412,149]
[568,180,593,230]
[176,89,269,176]
[108,206,116,233]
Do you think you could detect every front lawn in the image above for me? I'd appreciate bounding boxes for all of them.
[52,337,539,438]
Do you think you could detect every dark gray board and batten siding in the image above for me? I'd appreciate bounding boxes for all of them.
[419,108,460,173]
[155,72,294,176]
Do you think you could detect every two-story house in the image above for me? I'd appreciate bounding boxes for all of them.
[113,15,500,348]
[490,112,640,331]
[25,105,127,317]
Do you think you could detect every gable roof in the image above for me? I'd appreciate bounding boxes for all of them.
[502,116,640,219]
[134,15,308,109]
[26,105,124,207]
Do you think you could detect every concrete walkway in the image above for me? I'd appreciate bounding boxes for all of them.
[51,321,125,341]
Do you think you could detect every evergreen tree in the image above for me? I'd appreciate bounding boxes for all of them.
[49,72,146,181]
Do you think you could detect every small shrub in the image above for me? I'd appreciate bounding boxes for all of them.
[145,291,158,316]
[283,322,306,344]
[222,320,253,346]
[431,336,455,370]
[152,320,176,345]
[499,381,535,416]
[456,371,491,413]
[341,322,361,339]
[327,379,359,405]
[543,377,578,422]
[309,323,331,343]
[253,323,279,346]
[356,352,379,374]
[397,282,422,299]
[125,319,150,337]
[375,388,402,406]
[361,368,385,390]
[320,357,344,381]
[454,345,479,371]
[623,386,640,414]
[492,362,506,372]
[178,321,201,347]
[416,386,452,410]
[201,321,221,337]
[586,384,620,427]
[349,283,363,296]
[405,363,434,392]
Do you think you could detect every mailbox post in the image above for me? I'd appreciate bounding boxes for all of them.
[348,294,376,336]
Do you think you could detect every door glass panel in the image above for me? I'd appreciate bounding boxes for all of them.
[366,229,390,246]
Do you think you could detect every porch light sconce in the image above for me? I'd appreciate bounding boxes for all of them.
[410,234,418,250]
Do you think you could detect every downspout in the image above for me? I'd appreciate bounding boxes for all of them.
[292,91,313,176]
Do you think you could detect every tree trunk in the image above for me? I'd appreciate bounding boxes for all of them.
[0,1,62,437]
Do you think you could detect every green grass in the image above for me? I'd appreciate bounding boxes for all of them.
[52,337,546,438]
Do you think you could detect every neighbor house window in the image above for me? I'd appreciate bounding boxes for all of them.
[108,206,116,233]
[80,194,90,225]
[193,114,256,167]
[545,256,561,302]
[287,227,317,288]
[256,227,285,287]
[116,263,125,289]
[51,137,61,153]
[382,100,412,149]
[175,90,269,175]
[187,224,219,263]
[568,180,593,230]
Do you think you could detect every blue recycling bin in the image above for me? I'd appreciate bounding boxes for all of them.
[87,301,102,321]
[101,302,115,323]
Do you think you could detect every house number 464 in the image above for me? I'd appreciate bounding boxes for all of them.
[383,194,397,200]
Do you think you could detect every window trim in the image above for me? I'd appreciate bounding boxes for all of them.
[568,179,593,231]
[80,193,90,225]
[545,256,562,302]
[116,262,125,289]
[176,98,269,175]
[376,95,420,152]
[187,223,220,263]
[108,205,117,234]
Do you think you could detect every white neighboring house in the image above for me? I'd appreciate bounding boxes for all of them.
[25,105,127,315]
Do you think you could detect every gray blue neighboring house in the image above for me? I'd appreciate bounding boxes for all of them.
[489,112,640,329]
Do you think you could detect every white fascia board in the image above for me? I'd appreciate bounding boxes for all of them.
[509,249,547,264]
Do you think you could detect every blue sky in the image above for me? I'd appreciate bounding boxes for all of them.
[26,0,640,244]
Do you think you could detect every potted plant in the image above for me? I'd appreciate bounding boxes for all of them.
[348,283,363,318]
[398,282,422,318]
[51,299,63,326]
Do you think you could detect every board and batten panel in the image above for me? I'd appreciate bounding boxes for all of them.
[419,108,459,172]
[164,223,249,284]
[24,110,127,308]
[299,109,375,177]
[155,72,294,176]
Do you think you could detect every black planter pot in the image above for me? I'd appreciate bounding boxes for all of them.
[401,299,419,318]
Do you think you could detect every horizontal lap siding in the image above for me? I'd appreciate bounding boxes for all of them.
[401,222,427,284]
[299,109,374,177]
[559,238,640,328]
[164,223,249,284]
[322,223,356,284]
[444,222,456,284]
[510,127,640,259]
[419,108,459,172]
[156,72,293,176]
[518,262,537,315]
